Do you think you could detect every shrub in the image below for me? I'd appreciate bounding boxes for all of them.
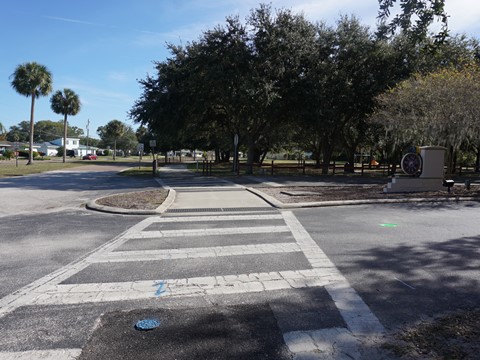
[3,149,14,159]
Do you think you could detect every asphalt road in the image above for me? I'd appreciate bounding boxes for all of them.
[0,163,155,300]
[0,163,159,216]
[0,167,479,359]
[295,201,480,331]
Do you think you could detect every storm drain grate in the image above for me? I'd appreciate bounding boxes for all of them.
[166,207,276,213]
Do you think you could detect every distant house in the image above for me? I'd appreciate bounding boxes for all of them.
[51,137,81,149]
[0,141,12,154]
[35,142,59,156]
[50,138,98,157]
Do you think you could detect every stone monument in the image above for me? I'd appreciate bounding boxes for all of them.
[384,146,446,193]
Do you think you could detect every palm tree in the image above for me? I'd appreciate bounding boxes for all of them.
[50,89,81,163]
[10,62,53,164]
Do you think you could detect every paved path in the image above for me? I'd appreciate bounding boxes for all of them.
[157,164,273,213]
[0,165,387,359]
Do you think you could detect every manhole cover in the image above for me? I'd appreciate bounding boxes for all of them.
[135,319,161,331]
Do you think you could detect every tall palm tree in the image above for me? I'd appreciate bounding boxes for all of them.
[50,89,81,163]
[10,62,53,164]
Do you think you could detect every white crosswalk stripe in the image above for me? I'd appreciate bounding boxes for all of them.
[88,242,302,262]
[0,349,81,360]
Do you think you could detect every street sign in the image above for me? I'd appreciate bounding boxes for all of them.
[149,140,156,147]
[136,143,144,153]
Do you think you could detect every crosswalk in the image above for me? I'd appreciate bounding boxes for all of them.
[0,210,384,359]
[16,213,336,306]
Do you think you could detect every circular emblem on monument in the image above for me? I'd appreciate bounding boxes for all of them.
[401,153,422,175]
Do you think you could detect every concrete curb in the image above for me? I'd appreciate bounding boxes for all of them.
[246,187,479,209]
[86,188,176,215]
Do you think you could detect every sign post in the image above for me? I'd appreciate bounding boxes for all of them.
[136,143,144,169]
[13,142,19,167]
[233,134,239,174]
[149,140,156,160]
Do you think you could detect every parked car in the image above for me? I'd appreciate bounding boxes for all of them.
[82,154,97,160]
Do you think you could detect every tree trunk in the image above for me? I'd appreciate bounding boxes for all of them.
[475,148,480,173]
[27,94,35,165]
[259,151,267,165]
[446,145,454,176]
[63,113,68,163]
[312,147,322,168]
[322,142,334,175]
[246,138,255,174]
[345,145,356,173]
[452,150,457,174]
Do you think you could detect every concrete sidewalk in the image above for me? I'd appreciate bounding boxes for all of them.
[157,164,273,214]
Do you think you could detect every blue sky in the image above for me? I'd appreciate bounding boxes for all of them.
[2,0,479,139]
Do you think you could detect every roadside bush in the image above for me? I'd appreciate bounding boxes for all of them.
[3,149,14,159]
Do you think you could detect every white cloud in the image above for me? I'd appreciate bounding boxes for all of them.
[42,15,108,28]
[59,79,134,107]
[134,22,216,47]
[446,0,480,36]
[107,71,129,82]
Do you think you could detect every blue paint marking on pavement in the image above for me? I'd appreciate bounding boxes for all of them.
[154,280,166,297]
[135,319,161,331]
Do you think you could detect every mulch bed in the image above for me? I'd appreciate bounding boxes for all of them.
[95,189,168,210]
[384,308,480,359]
[259,185,480,203]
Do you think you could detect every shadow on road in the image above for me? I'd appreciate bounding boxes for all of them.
[344,234,480,331]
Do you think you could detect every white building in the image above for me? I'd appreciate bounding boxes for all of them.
[50,138,98,157]
[36,142,60,156]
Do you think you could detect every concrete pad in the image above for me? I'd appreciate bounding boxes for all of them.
[171,189,270,209]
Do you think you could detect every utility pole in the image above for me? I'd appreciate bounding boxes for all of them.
[86,119,90,154]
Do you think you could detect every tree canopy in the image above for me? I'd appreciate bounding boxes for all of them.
[377,0,449,43]
[97,120,126,160]
[130,3,480,173]
[5,120,83,142]
[372,65,480,173]
[131,6,397,167]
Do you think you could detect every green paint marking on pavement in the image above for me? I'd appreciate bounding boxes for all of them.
[380,223,398,227]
